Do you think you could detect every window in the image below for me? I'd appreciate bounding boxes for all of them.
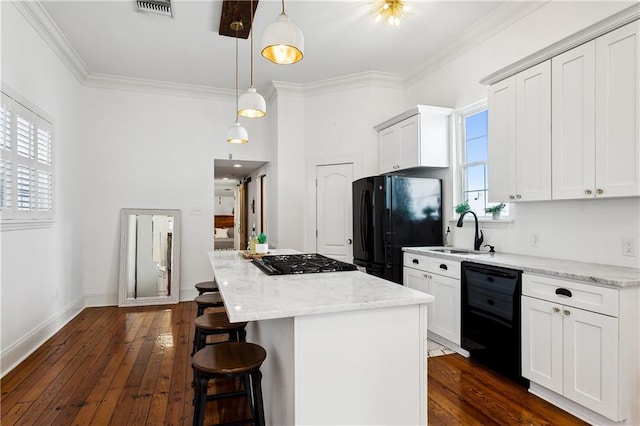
[1,91,54,226]
[456,101,507,217]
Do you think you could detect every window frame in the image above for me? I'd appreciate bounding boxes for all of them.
[454,100,507,219]
[1,87,55,231]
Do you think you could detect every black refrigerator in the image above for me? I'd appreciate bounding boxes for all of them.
[352,174,443,284]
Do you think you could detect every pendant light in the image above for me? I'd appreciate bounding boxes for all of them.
[261,0,303,65]
[227,20,249,144]
[238,0,266,118]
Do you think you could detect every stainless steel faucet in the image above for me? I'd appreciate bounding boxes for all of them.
[456,210,484,251]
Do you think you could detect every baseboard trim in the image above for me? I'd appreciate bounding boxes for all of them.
[180,287,198,302]
[529,382,624,425]
[85,292,118,307]
[0,296,84,378]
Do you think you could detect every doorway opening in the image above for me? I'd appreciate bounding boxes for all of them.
[213,159,268,251]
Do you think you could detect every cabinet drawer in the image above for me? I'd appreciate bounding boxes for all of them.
[522,274,618,317]
[428,258,460,279]
[403,253,430,272]
[403,253,460,278]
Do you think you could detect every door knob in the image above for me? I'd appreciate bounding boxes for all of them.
[346,239,352,245]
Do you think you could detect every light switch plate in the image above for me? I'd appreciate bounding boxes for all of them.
[622,238,636,257]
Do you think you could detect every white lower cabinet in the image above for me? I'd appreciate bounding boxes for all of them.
[403,253,460,345]
[521,273,636,423]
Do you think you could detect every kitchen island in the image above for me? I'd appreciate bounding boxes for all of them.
[208,250,434,425]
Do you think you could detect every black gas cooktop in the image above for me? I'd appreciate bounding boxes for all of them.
[252,253,358,276]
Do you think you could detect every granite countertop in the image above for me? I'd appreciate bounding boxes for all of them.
[403,247,640,288]
[208,249,434,323]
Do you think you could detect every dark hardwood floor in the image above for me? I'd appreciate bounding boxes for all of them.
[1,303,588,425]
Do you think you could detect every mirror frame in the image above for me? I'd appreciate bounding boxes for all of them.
[118,208,181,307]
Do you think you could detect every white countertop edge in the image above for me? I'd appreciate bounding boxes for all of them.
[225,295,434,323]
[402,247,640,288]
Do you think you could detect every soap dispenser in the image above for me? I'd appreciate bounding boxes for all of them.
[444,227,452,247]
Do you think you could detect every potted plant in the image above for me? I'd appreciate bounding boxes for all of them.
[455,201,471,214]
[256,233,268,254]
[485,203,505,220]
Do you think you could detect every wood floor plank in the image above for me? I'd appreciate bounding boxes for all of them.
[0,307,103,405]
[2,307,119,425]
[69,307,147,425]
[2,303,592,425]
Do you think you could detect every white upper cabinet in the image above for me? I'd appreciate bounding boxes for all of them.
[488,61,551,202]
[553,21,640,199]
[594,21,640,198]
[375,105,452,174]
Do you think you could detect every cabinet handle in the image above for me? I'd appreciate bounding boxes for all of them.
[516,194,522,199]
[552,307,560,313]
[584,189,592,195]
[563,309,571,316]
[439,264,448,270]
[596,188,603,195]
[423,274,431,279]
[555,288,572,298]
[509,195,515,200]
[412,259,419,264]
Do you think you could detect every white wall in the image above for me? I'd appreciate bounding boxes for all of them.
[1,2,85,375]
[402,1,640,268]
[79,86,271,305]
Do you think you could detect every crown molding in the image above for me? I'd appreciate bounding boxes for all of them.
[404,0,548,88]
[12,0,88,83]
[480,3,640,86]
[302,71,404,97]
[269,81,305,98]
[84,73,234,101]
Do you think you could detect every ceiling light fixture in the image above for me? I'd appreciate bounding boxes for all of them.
[371,0,411,27]
[227,20,249,144]
[261,0,303,65]
[233,163,242,168]
[238,0,266,118]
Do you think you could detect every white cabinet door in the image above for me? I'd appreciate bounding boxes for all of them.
[563,306,620,421]
[488,76,517,202]
[398,115,420,170]
[552,41,596,200]
[595,21,640,198]
[403,267,429,294]
[516,61,551,201]
[428,274,460,345]
[521,296,563,394]
[379,125,400,174]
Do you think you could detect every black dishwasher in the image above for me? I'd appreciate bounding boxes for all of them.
[461,261,526,384]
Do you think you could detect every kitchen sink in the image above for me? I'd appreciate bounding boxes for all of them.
[423,247,487,255]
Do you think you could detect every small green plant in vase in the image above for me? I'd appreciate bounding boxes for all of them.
[455,201,471,214]
[485,203,505,220]
[256,233,268,254]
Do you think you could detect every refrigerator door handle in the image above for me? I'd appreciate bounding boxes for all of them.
[360,190,367,251]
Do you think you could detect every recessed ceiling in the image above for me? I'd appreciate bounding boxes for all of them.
[214,159,267,182]
[39,0,506,93]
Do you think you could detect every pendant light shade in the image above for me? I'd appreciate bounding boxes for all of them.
[239,0,266,118]
[261,0,303,65]
[227,121,249,144]
[238,88,266,118]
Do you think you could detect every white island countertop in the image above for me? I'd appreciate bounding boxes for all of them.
[208,249,434,323]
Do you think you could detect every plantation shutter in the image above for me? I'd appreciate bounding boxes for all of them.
[1,91,54,223]
[0,93,13,219]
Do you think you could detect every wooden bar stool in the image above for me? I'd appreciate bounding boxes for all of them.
[192,342,266,426]
[191,312,248,355]
[194,293,224,317]
[195,280,219,295]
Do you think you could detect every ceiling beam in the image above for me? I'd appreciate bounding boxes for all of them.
[219,0,259,39]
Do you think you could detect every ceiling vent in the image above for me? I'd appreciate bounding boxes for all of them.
[136,0,173,18]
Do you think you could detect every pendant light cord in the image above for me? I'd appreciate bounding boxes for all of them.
[234,25,239,121]
[280,0,285,16]
[250,0,254,88]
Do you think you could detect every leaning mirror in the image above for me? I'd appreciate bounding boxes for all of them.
[118,208,181,307]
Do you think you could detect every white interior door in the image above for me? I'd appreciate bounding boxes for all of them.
[316,163,353,262]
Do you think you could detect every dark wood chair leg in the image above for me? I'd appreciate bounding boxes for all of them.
[193,374,208,426]
[251,370,265,426]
